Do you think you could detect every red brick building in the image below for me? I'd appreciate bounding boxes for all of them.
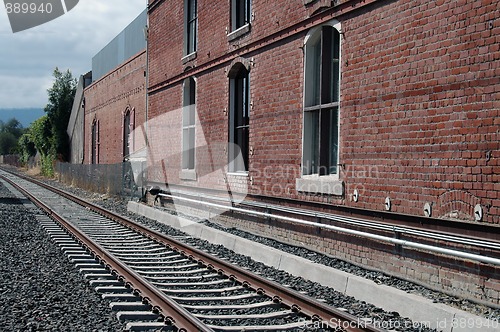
[147,0,499,223]
[84,52,147,164]
[145,0,499,304]
[83,11,148,165]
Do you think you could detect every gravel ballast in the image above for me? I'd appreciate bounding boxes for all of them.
[0,181,122,332]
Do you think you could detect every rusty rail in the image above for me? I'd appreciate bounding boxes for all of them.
[0,173,213,332]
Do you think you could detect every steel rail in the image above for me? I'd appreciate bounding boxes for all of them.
[0,174,213,332]
[3,170,383,332]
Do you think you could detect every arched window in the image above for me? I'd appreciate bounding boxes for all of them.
[123,107,135,159]
[302,20,341,176]
[228,62,250,173]
[182,77,196,170]
[123,110,131,158]
[91,119,99,164]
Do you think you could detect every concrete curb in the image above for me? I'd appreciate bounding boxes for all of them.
[128,201,499,331]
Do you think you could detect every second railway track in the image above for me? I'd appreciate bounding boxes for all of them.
[0,169,383,332]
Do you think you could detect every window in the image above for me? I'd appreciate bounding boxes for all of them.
[228,64,250,172]
[91,119,99,164]
[182,77,196,170]
[302,24,340,176]
[184,0,197,56]
[231,0,251,31]
[123,108,135,159]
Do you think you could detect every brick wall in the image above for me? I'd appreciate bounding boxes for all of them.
[340,0,499,224]
[84,51,147,164]
[147,0,499,223]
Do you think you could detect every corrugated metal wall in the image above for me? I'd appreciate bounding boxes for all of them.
[91,9,147,82]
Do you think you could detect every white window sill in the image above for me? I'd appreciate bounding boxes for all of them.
[227,171,249,177]
[182,52,197,64]
[179,169,197,181]
[296,175,344,196]
[227,24,251,41]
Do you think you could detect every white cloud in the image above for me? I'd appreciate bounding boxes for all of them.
[0,74,52,108]
[0,0,146,108]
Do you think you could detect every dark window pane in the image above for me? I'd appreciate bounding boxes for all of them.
[188,21,196,53]
[329,107,339,174]
[124,112,130,157]
[186,0,197,54]
[229,66,250,172]
[189,78,196,105]
[321,26,332,105]
[330,29,340,103]
[311,110,319,174]
[189,0,197,19]
[233,0,250,30]
[237,0,245,27]
[312,39,321,106]
[235,127,249,171]
[91,124,96,164]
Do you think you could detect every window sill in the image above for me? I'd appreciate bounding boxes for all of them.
[296,175,344,196]
[182,52,197,64]
[179,169,197,181]
[227,24,251,41]
[227,171,249,177]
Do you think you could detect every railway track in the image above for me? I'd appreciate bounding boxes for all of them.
[0,169,383,332]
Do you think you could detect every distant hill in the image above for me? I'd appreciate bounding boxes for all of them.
[0,108,45,128]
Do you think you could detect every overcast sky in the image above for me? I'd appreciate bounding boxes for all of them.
[0,0,147,109]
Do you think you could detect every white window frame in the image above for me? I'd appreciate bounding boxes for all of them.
[297,19,343,196]
[180,77,197,180]
[228,64,250,174]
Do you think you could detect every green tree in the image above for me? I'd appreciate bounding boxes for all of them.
[18,133,36,165]
[0,118,23,138]
[29,115,53,175]
[0,132,17,154]
[30,115,52,156]
[12,68,76,175]
[0,118,24,154]
[44,67,77,161]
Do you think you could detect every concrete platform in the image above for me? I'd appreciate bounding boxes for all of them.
[128,201,499,331]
